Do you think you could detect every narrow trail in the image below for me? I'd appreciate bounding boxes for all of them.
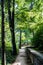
[12,47,31,65]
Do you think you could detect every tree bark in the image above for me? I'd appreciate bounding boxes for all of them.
[8,0,17,55]
[1,0,6,65]
[19,30,22,49]
[11,0,17,55]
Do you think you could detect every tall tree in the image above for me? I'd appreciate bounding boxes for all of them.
[8,0,17,55]
[19,30,22,49]
[11,0,17,55]
[1,0,6,65]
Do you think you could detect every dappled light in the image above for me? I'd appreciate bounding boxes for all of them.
[0,0,43,65]
[12,62,21,65]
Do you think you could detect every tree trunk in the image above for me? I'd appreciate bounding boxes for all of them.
[1,0,6,65]
[8,0,17,55]
[33,31,34,37]
[11,0,17,55]
[19,30,22,49]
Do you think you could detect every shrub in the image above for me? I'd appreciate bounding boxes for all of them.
[32,25,43,50]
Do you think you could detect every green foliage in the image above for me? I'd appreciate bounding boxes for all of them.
[0,0,43,64]
[32,24,43,50]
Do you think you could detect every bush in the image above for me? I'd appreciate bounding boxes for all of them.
[32,25,43,50]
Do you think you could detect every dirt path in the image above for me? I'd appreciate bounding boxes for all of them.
[12,47,31,65]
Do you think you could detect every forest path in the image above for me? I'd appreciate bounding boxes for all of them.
[12,47,31,65]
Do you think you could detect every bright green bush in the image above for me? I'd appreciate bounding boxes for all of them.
[32,25,43,50]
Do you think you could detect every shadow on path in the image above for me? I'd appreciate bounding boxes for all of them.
[12,47,32,65]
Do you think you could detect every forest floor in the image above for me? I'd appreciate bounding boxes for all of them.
[12,47,32,65]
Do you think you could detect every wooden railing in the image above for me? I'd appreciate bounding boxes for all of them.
[26,47,43,65]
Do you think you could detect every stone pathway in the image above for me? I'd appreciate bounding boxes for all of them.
[12,47,31,65]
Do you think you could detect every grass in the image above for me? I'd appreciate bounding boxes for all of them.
[0,45,18,65]
[6,46,17,65]
[0,47,16,65]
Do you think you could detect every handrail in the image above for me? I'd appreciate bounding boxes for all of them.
[26,47,43,65]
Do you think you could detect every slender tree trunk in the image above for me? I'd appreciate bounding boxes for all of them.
[11,0,17,55]
[33,31,34,37]
[1,0,6,65]
[19,30,22,49]
[8,0,17,55]
[8,0,12,30]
